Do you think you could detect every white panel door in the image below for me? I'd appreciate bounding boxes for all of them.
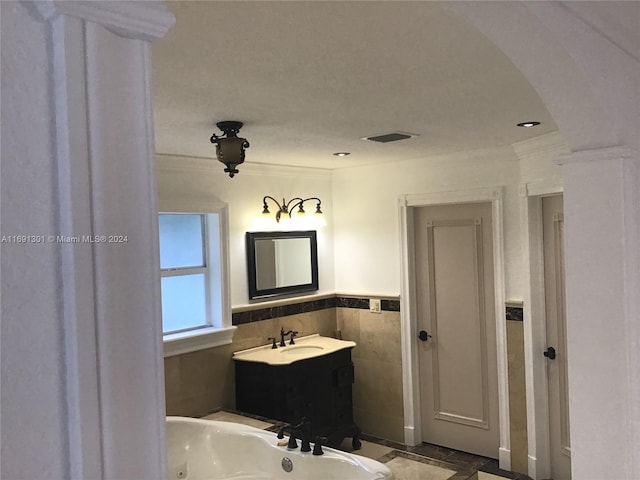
[543,194,571,480]
[414,202,499,458]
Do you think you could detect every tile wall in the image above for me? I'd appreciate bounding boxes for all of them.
[164,295,405,442]
[337,305,405,443]
[164,307,336,417]
[164,296,527,464]
[505,305,528,474]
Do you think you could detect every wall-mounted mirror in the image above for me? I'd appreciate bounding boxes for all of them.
[246,230,318,299]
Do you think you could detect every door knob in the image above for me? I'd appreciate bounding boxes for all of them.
[418,330,432,342]
[543,346,556,360]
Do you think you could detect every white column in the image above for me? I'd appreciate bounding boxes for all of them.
[556,146,640,479]
[32,2,173,479]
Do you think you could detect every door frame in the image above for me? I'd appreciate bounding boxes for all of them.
[519,181,563,480]
[398,187,509,470]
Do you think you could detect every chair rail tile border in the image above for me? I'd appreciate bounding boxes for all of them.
[505,306,524,322]
[232,295,400,325]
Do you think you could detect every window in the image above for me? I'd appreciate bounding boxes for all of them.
[159,214,209,334]
[159,211,234,356]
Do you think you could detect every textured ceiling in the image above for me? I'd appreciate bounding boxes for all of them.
[152,1,557,170]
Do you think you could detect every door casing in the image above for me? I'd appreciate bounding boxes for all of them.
[398,187,510,471]
[519,180,564,480]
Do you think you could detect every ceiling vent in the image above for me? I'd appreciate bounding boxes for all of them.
[363,132,418,143]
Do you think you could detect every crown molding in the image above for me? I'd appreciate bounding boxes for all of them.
[400,186,503,208]
[33,0,175,41]
[555,145,637,165]
[511,131,569,162]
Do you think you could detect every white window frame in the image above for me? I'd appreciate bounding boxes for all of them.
[158,197,235,357]
[160,213,210,335]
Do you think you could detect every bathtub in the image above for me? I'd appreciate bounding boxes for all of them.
[166,416,393,480]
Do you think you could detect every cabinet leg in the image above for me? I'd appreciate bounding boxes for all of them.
[352,435,361,450]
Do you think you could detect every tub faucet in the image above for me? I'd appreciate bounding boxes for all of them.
[277,419,312,452]
[277,423,299,449]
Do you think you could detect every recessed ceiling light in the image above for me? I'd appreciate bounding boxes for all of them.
[333,152,351,157]
[517,121,541,128]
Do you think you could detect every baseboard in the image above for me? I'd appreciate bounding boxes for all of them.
[499,447,512,472]
[403,425,419,447]
[528,454,538,480]
[528,453,552,480]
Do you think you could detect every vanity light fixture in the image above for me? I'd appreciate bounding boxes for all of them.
[210,121,250,178]
[262,196,324,224]
[517,121,541,128]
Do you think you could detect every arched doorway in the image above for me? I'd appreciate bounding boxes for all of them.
[401,3,639,479]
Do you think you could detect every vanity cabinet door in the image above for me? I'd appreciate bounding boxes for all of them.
[234,347,359,447]
[235,361,284,420]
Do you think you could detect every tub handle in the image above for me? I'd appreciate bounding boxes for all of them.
[313,436,327,456]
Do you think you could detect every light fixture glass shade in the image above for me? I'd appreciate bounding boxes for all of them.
[210,121,249,178]
[215,137,248,177]
[278,214,292,226]
[314,210,327,227]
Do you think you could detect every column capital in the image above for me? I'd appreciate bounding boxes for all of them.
[555,145,637,166]
[33,0,175,41]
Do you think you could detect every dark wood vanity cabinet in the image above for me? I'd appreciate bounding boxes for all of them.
[234,347,361,449]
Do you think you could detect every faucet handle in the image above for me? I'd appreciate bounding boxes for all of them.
[289,331,299,345]
[268,337,277,349]
[312,436,327,456]
[300,435,311,452]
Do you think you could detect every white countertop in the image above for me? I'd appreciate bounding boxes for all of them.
[232,334,356,365]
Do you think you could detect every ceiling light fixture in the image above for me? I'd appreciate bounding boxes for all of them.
[262,196,324,224]
[333,152,351,157]
[210,121,250,178]
[517,121,541,128]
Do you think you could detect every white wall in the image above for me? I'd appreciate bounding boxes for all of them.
[1,3,69,478]
[332,144,563,300]
[156,155,335,306]
[157,138,565,305]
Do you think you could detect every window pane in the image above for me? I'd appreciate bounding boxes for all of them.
[159,214,204,269]
[161,274,207,333]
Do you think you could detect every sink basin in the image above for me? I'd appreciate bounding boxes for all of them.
[233,334,356,365]
[281,345,324,355]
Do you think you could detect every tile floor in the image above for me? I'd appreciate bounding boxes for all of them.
[202,410,532,480]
